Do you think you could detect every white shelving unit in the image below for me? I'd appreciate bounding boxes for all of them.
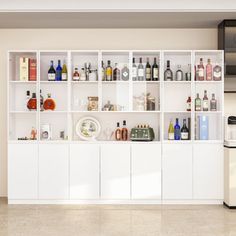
[7,50,224,204]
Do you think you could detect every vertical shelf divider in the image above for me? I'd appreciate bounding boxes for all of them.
[67,51,72,142]
[98,51,102,112]
[129,51,133,111]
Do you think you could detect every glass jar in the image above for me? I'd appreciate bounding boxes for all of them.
[27,92,37,110]
[43,94,56,111]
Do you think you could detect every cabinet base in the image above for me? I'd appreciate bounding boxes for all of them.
[223,201,236,209]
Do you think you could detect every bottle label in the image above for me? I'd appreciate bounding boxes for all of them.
[187,102,191,111]
[132,67,137,78]
[153,68,158,79]
[138,69,144,77]
[168,133,174,140]
[213,71,221,79]
[48,73,55,81]
[203,100,208,110]
[198,68,204,77]
[146,68,151,79]
[181,132,189,140]
[62,73,67,81]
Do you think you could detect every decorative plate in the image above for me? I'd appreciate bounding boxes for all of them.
[76,117,101,141]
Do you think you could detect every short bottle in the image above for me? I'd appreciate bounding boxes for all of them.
[132,58,137,81]
[138,58,144,81]
[197,58,204,81]
[106,60,112,81]
[152,57,159,81]
[27,92,37,110]
[113,63,120,81]
[145,58,151,81]
[115,122,122,141]
[213,64,222,81]
[168,119,174,140]
[186,96,191,111]
[56,60,62,81]
[206,59,212,81]
[174,118,181,140]
[164,60,173,81]
[121,64,129,81]
[48,60,56,81]
[176,65,183,81]
[210,93,217,111]
[73,67,80,81]
[181,119,189,140]
[43,93,56,111]
[121,120,128,141]
[195,93,201,111]
[203,90,209,111]
[30,127,37,140]
[40,89,44,111]
[61,61,68,81]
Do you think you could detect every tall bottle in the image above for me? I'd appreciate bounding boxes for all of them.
[101,61,106,81]
[210,93,217,111]
[40,89,44,111]
[203,90,209,111]
[197,58,204,81]
[132,58,137,81]
[176,65,183,81]
[152,57,159,81]
[168,119,174,140]
[106,60,112,81]
[145,58,151,81]
[206,59,212,81]
[181,119,189,140]
[138,58,144,81]
[195,93,201,111]
[61,61,67,81]
[55,60,62,81]
[25,90,30,110]
[113,63,120,81]
[48,60,56,81]
[115,122,122,141]
[164,60,173,81]
[174,118,181,140]
[121,120,128,141]
[121,64,129,81]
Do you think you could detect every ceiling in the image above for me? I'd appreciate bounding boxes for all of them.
[0,12,236,28]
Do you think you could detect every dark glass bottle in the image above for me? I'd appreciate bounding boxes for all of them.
[121,120,128,141]
[113,63,120,81]
[48,60,56,81]
[181,119,189,140]
[27,93,37,110]
[174,118,181,140]
[145,58,151,81]
[56,60,62,81]
[164,60,173,81]
[152,57,159,81]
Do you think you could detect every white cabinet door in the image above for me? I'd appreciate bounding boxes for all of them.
[101,144,130,199]
[8,144,38,199]
[131,143,161,199]
[70,144,100,199]
[193,144,223,200]
[39,144,69,199]
[163,143,192,200]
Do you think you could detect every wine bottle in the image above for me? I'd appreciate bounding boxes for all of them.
[152,57,159,81]
[195,93,201,111]
[145,58,151,81]
[113,63,120,81]
[174,118,181,140]
[48,60,56,81]
[61,61,68,81]
[176,65,183,81]
[164,60,173,81]
[106,60,112,81]
[203,90,209,111]
[55,60,62,81]
[132,58,137,81]
[206,59,212,81]
[168,119,174,140]
[138,58,144,81]
[181,119,189,140]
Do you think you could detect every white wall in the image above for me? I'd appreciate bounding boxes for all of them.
[0,28,231,197]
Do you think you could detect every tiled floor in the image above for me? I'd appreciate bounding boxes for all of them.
[0,198,236,236]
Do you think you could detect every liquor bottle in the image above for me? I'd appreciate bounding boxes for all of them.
[197,58,204,81]
[122,64,129,81]
[27,93,37,110]
[206,59,212,81]
[213,64,222,81]
[29,58,37,81]
[43,94,56,111]
[203,90,209,111]
[61,61,68,81]
[168,119,174,140]
[106,60,112,81]
[176,65,183,81]
[210,93,217,111]
[30,127,37,140]
[40,89,44,111]
[145,58,151,81]
[185,64,191,81]
[132,58,137,81]
[164,60,173,81]
[138,58,144,81]
[80,68,86,81]
[195,93,201,111]
[56,60,62,81]
[121,120,128,141]
[113,63,120,81]
[181,119,189,140]
[25,90,30,110]
[115,122,122,141]
[186,96,191,111]
[48,60,56,81]
[73,67,80,81]
[101,61,106,81]
[174,118,181,140]
[152,57,159,81]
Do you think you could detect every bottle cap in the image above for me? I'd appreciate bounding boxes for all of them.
[32,93,36,98]
[26,91,30,96]
[123,120,126,126]
[117,122,120,127]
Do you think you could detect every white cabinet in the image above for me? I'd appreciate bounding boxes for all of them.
[163,143,192,200]
[101,144,130,199]
[193,144,223,200]
[131,144,161,199]
[70,144,100,199]
[8,144,38,199]
[39,144,69,199]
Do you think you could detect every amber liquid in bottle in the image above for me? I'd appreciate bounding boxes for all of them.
[121,120,128,141]
[27,92,37,110]
[115,122,122,141]
[43,93,56,111]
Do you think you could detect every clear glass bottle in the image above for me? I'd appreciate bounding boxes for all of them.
[101,61,106,81]
[56,60,62,81]
[138,58,144,81]
[132,58,137,81]
[106,60,112,81]
[48,60,56,81]
[206,59,212,81]
[176,65,183,81]
[213,64,222,81]
[197,58,204,81]
[174,118,181,140]
[181,119,189,140]
[145,58,151,81]
[152,57,159,81]
[203,90,209,111]
[210,93,217,111]
[113,63,120,81]
[80,68,86,81]
[164,60,173,81]
[43,93,56,111]
[122,64,129,81]
[195,93,201,111]
[185,64,191,81]
[168,119,174,140]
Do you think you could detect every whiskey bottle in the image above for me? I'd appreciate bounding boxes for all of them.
[138,58,144,81]
[206,59,212,81]
[181,119,189,140]
[195,93,201,111]
[186,96,191,111]
[164,60,173,81]
[115,122,122,141]
[61,61,68,81]
[145,58,151,81]
[197,58,204,81]
[56,60,62,81]
[203,90,209,111]
[132,58,137,81]
[113,63,120,81]
[176,65,183,81]
[121,120,128,141]
[174,118,181,140]
[48,60,56,81]
[122,64,129,81]
[168,119,174,140]
[213,64,222,81]
[106,60,112,81]
[152,57,159,81]
[210,93,217,111]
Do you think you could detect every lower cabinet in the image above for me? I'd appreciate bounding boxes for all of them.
[163,143,193,200]
[193,143,223,200]
[131,143,162,199]
[70,144,100,199]
[101,144,130,199]
[8,144,38,199]
[39,144,69,199]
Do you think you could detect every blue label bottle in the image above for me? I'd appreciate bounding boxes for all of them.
[174,118,181,140]
[56,60,62,81]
